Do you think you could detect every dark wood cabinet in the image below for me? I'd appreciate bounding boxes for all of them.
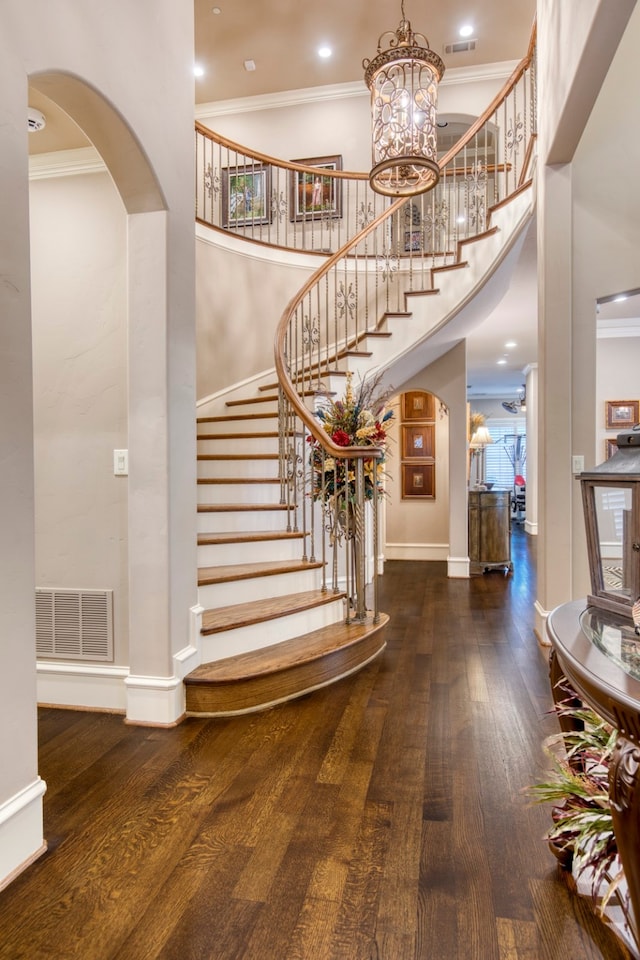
[468,489,512,574]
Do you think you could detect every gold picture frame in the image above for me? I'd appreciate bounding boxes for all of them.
[289,155,343,222]
[605,400,639,430]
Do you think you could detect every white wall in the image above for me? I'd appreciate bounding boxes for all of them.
[0,0,195,886]
[30,172,129,662]
[597,335,640,461]
[196,66,516,172]
[535,0,638,632]
[196,230,320,398]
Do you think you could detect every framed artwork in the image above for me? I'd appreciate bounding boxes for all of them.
[402,424,435,460]
[289,155,342,221]
[222,163,272,228]
[605,400,639,430]
[402,463,435,499]
[402,391,435,422]
[605,438,618,460]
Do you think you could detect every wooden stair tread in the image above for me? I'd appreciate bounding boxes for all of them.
[197,412,276,423]
[225,394,279,406]
[197,431,280,440]
[197,453,278,461]
[197,530,304,545]
[200,588,346,635]
[198,502,292,513]
[198,559,323,586]
[431,260,469,275]
[197,477,280,485]
[188,613,388,682]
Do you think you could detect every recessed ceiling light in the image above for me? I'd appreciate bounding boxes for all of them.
[193,64,205,77]
[497,359,507,365]
[459,24,474,38]
[212,6,221,13]
[318,46,332,59]
[505,341,517,348]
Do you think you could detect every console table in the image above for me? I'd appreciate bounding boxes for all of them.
[547,600,640,950]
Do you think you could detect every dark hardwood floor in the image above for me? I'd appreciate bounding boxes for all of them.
[0,528,633,959]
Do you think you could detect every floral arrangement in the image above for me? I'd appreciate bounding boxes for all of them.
[308,372,394,504]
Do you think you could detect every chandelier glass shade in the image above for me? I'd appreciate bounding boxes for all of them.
[363,4,444,197]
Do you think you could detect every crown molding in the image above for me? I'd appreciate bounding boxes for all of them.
[597,317,640,338]
[195,60,520,119]
[29,146,106,180]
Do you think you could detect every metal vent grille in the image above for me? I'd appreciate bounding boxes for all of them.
[444,39,477,54]
[35,589,114,661]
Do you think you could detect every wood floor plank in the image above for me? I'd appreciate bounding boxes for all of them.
[0,529,634,960]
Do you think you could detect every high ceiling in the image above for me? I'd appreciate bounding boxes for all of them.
[192,0,535,105]
[28,0,540,400]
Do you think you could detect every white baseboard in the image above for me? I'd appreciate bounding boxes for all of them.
[0,778,47,892]
[447,556,470,578]
[524,520,538,535]
[534,600,551,646]
[37,661,128,712]
[385,542,449,562]
[124,674,186,726]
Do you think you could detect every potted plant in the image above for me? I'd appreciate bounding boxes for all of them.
[527,698,636,948]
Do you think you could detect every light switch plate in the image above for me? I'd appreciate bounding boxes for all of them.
[572,455,584,475]
[114,449,129,476]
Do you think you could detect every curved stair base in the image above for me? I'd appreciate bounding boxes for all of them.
[185,614,388,717]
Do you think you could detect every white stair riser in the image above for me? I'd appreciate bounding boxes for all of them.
[197,509,294,533]
[197,421,278,435]
[200,599,345,662]
[197,483,282,505]
[197,435,279,456]
[198,566,324,608]
[197,458,279,480]
[222,400,279,415]
[197,537,304,565]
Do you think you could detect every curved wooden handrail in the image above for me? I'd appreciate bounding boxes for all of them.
[274,193,406,460]
[195,121,369,181]
[438,26,536,169]
[274,21,537,460]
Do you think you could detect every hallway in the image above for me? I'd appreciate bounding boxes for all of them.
[0,530,631,959]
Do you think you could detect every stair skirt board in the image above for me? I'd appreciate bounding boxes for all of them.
[185,614,388,716]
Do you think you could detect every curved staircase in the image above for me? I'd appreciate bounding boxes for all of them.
[186,35,537,716]
[185,389,388,716]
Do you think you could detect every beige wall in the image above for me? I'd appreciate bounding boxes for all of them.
[30,172,129,661]
[535,0,638,630]
[197,68,515,172]
[597,335,640,459]
[385,395,450,557]
[0,0,195,885]
[196,231,319,398]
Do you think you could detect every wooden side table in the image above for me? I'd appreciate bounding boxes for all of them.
[468,488,512,574]
[547,600,640,952]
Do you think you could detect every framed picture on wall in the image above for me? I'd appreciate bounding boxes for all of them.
[605,400,639,430]
[402,391,435,421]
[605,438,618,460]
[401,463,435,499]
[289,155,343,221]
[402,424,435,460]
[222,163,272,228]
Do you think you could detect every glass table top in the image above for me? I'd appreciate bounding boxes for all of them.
[580,607,640,682]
